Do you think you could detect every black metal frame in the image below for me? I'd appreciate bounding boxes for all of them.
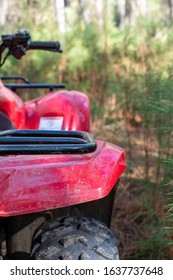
[0,75,65,91]
[0,76,30,84]
[0,130,97,155]
[3,83,65,91]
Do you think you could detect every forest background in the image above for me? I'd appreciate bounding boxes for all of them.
[0,0,173,259]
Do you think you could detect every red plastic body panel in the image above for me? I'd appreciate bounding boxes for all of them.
[0,81,90,132]
[0,80,25,129]
[25,90,90,131]
[0,141,126,217]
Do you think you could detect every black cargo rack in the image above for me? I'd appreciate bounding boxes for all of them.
[0,75,65,91]
[0,130,97,155]
[0,75,30,83]
[3,83,65,91]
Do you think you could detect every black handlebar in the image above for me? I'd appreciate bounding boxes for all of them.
[0,30,62,66]
[28,41,62,52]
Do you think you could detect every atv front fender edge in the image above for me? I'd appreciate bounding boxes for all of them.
[0,140,126,216]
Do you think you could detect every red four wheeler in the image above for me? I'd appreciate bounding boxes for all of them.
[0,30,126,260]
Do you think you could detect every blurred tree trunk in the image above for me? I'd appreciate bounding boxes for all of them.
[115,0,148,29]
[54,0,66,33]
[0,0,8,28]
[77,0,90,26]
[163,0,173,26]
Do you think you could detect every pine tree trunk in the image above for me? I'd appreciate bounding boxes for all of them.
[54,0,66,33]
[115,0,148,29]
[0,0,8,28]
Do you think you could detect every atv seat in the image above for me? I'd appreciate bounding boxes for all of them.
[0,111,15,131]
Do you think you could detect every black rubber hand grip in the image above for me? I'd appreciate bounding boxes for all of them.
[28,41,62,52]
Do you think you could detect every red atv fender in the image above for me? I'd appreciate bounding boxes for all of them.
[0,80,25,129]
[0,80,90,132]
[25,90,90,131]
[0,140,126,217]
